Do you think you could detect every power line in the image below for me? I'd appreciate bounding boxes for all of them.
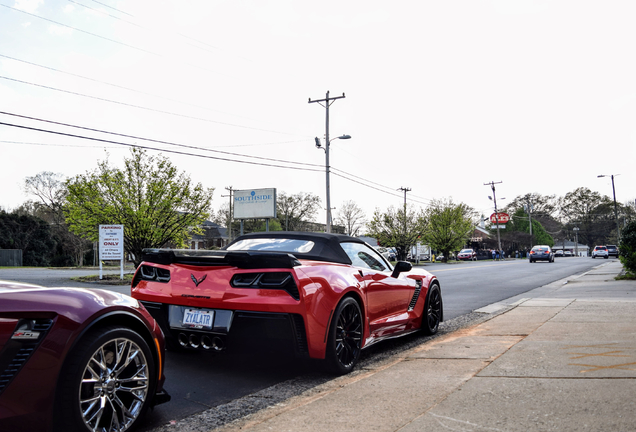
[71,0,235,60]
[0,53,249,120]
[0,119,430,205]
[330,172,429,207]
[1,3,225,76]
[0,111,323,169]
[331,167,429,205]
[0,139,117,149]
[89,0,134,17]
[0,75,306,137]
[0,120,324,172]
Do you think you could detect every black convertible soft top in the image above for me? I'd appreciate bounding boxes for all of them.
[225,231,365,264]
[141,232,367,267]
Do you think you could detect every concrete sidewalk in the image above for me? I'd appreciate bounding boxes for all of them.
[210,260,636,432]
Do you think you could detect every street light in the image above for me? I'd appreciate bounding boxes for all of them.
[485,181,504,258]
[597,174,620,242]
[315,134,351,233]
[573,227,579,256]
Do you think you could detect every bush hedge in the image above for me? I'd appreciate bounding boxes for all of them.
[619,221,636,275]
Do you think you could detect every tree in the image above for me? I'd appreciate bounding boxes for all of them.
[422,198,477,262]
[366,205,426,260]
[619,221,636,275]
[504,208,554,249]
[64,148,214,267]
[334,200,366,236]
[276,191,321,231]
[505,193,559,219]
[23,172,93,266]
[559,187,616,247]
[504,192,562,240]
[0,210,57,266]
[23,171,67,225]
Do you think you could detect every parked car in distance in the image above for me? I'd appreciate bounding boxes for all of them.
[375,246,391,262]
[554,250,564,257]
[592,246,609,259]
[529,245,554,263]
[457,248,477,261]
[132,232,442,375]
[387,247,397,261]
[0,281,170,432]
[564,250,573,257]
[606,245,619,258]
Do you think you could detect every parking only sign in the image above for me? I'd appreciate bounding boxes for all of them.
[99,225,124,260]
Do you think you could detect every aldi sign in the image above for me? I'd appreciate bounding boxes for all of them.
[490,212,510,224]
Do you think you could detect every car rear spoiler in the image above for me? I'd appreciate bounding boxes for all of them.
[141,249,302,269]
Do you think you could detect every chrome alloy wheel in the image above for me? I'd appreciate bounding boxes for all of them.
[79,338,150,432]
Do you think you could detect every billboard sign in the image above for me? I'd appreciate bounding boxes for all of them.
[489,212,510,224]
[233,188,277,219]
[99,224,124,260]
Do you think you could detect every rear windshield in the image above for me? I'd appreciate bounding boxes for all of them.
[532,247,549,252]
[227,238,315,253]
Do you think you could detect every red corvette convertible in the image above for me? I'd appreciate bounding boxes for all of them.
[132,232,442,374]
[0,281,170,432]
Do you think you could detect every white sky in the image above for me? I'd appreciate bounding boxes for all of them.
[1,0,635,226]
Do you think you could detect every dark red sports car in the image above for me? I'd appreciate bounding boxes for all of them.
[132,232,442,374]
[0,281,170,432]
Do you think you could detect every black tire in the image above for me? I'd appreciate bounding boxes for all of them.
[422,282,442,335]
[56,326,156,432]
[325,297,363,375]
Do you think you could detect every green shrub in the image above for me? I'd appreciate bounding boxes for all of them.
[619,221,636,274]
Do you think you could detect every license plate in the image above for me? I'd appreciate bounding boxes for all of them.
[183,308,214,330]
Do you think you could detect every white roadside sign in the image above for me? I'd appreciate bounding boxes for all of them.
[99,224,124,279]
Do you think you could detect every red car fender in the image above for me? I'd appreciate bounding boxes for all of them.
[295,264,365,359]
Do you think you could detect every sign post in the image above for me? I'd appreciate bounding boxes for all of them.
[233,188,277,234]
[99,225,124,280]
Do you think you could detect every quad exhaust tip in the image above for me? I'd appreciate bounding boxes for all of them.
[178,332,225,351]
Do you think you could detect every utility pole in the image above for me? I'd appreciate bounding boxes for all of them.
[398,187,411,260]
[525,200,534,247]
[598,174,621,242]
[398,187,411,232]
[309,90,346,233]
[485,181,503,256]
[222,186,234,244]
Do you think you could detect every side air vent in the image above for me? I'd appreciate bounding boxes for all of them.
[231,272,300,300]
[290,314,309,355]
[0,318,53,395]
[408,280,423,311]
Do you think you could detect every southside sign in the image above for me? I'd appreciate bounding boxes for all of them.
[490,212,510,224]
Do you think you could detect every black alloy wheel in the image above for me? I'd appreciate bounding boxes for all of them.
[422,283,442,335]
[326,297,363,374]
[56,326,156,432]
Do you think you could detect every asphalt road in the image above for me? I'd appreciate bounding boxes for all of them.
[423,256,605,320]
[0,256,610,429]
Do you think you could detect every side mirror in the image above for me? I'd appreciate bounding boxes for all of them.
[391,260,412,278]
